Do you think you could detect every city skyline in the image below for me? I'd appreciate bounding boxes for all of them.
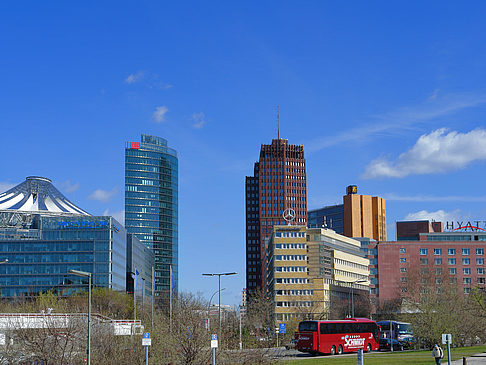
[2,2,486,306]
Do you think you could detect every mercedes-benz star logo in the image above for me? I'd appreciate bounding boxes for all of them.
[283,208,296,224]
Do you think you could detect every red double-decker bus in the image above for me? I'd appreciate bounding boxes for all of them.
[295,318,380,355]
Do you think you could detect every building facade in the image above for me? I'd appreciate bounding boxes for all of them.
[308,204,344,234]
[343,185,387,241]
[265,225,369,324]
[245,138,307,291]
[0,177,127,297]
[125,134,178,300]
[126,234,155,301]
[369,223,486,306]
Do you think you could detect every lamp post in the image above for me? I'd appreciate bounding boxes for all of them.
[69,269,92,365]
[202,272,237,345]
[207,288,226,332]
[351,279,368,318]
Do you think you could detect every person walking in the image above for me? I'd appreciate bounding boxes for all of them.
[432,344,444,365]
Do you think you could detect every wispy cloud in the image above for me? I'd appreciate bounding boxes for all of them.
[88,187,118,203]
[363,128,486,179]
[58,180,80,193]
[404,209,462,223]
[385,193,486,202]
[192,112,205,129]
[103,209,125,225]
[0,181,16,193]
[153,106,169,123]
[125,71,145,84]
[307,93,486,153]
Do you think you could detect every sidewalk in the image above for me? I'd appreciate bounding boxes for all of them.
[451,352,486,364]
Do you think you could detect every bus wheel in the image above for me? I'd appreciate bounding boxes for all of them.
[366,343,372,352]
[338,345,343,355]
[330,346,336,355]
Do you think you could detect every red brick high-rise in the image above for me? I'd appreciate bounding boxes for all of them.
[245,139,307,291]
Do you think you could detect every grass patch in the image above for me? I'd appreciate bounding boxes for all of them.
[284,345,486,365]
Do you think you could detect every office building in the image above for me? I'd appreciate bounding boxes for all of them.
[265,225,369,323]
[308,204,344,234]
[343,185,387,241]
[396,220,444,241]
[245,138,307,291]
[0,177,126,297]
[125,134,178,300]
[126,233,155,301]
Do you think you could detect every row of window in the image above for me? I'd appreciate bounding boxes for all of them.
[417,257,485,265]
[275,255,307,261]
[275,278,308,284]
[275,232,306,238]
[275,301,312,307]
[334,258,368,272]
[275,243,306,249]
[275,266,307,272]
[276,290,313,296]
[414,248,484,256]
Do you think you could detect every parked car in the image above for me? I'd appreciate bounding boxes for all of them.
[285,339,297,350]
[379,338,404,351]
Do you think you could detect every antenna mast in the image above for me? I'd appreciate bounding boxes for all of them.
[277,105,280,140]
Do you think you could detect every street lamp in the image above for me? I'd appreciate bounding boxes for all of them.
[207,288,226,332]
[202,272,237,345]
[351,279,368,318]
[69,269,92,365]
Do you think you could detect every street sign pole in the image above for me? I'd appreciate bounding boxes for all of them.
[442,333,452,365]
[142,333,151,365]
[145,345,148,365]
[211,334,218,365]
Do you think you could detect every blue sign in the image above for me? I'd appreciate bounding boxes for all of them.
[144,333,150,339]
[212,334,217,340]
[57,220,109,229]
[279,323,287,334]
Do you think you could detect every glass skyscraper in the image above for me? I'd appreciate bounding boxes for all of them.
[125,134,178,301]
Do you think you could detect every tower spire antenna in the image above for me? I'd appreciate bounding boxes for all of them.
[277,105,280,140]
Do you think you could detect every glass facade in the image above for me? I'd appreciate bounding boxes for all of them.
[125,134,178,300]
[0,214,126,297]
[307,204,344,234]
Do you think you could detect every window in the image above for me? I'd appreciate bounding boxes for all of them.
[463,268,471,275]
[478,278,485,284]
[435,268,442,275]
[477,248,484,255]
[448,248,456,255]
[400,258,407,263]
[462,248,470,255]
[464,287,471,294]
[434,248,442,255]
[401,277,407,282]
[420,258,428,265]
[449,268,456,275]
[448,258,456,265]
[478,268,485,275]
[434,258,442,265]
[477,258,484,265]
[463,258,471,265]
[400,267,407,273]
[400,248,406,254]
[463,278,471,284]
[420,248,428,255]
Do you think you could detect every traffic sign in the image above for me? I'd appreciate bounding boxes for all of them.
[442,333,452,345]
[142,332,151,346]
[211,334,218,348]
[279,323,287,334]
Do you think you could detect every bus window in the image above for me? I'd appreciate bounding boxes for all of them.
[299,321,318,332]
[320,323,329,334]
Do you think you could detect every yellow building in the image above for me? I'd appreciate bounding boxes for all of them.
[265,225,369,324]
[343,185,386,241]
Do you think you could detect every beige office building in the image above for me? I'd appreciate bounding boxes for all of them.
[265,225,369,324]
[343,186,387,241]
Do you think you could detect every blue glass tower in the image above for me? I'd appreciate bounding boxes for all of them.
[125,134,178,301]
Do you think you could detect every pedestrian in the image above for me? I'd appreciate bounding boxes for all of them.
[432,344,444,365]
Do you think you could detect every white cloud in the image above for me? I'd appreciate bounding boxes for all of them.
[192,112,205,129]
[404,209,461,223]
[0,182,16,193]
[88,187,118,203]
[152,106,169,123]
[363,128,486,179]
[103,209,125,226]
[125,71,145,84]
[307,93,486,153]
[58,180,80,193]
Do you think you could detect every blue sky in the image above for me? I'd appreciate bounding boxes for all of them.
[2,2,486,306]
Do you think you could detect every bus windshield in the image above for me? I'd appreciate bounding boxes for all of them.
[299,321,318,332]
[397,323,412,335]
